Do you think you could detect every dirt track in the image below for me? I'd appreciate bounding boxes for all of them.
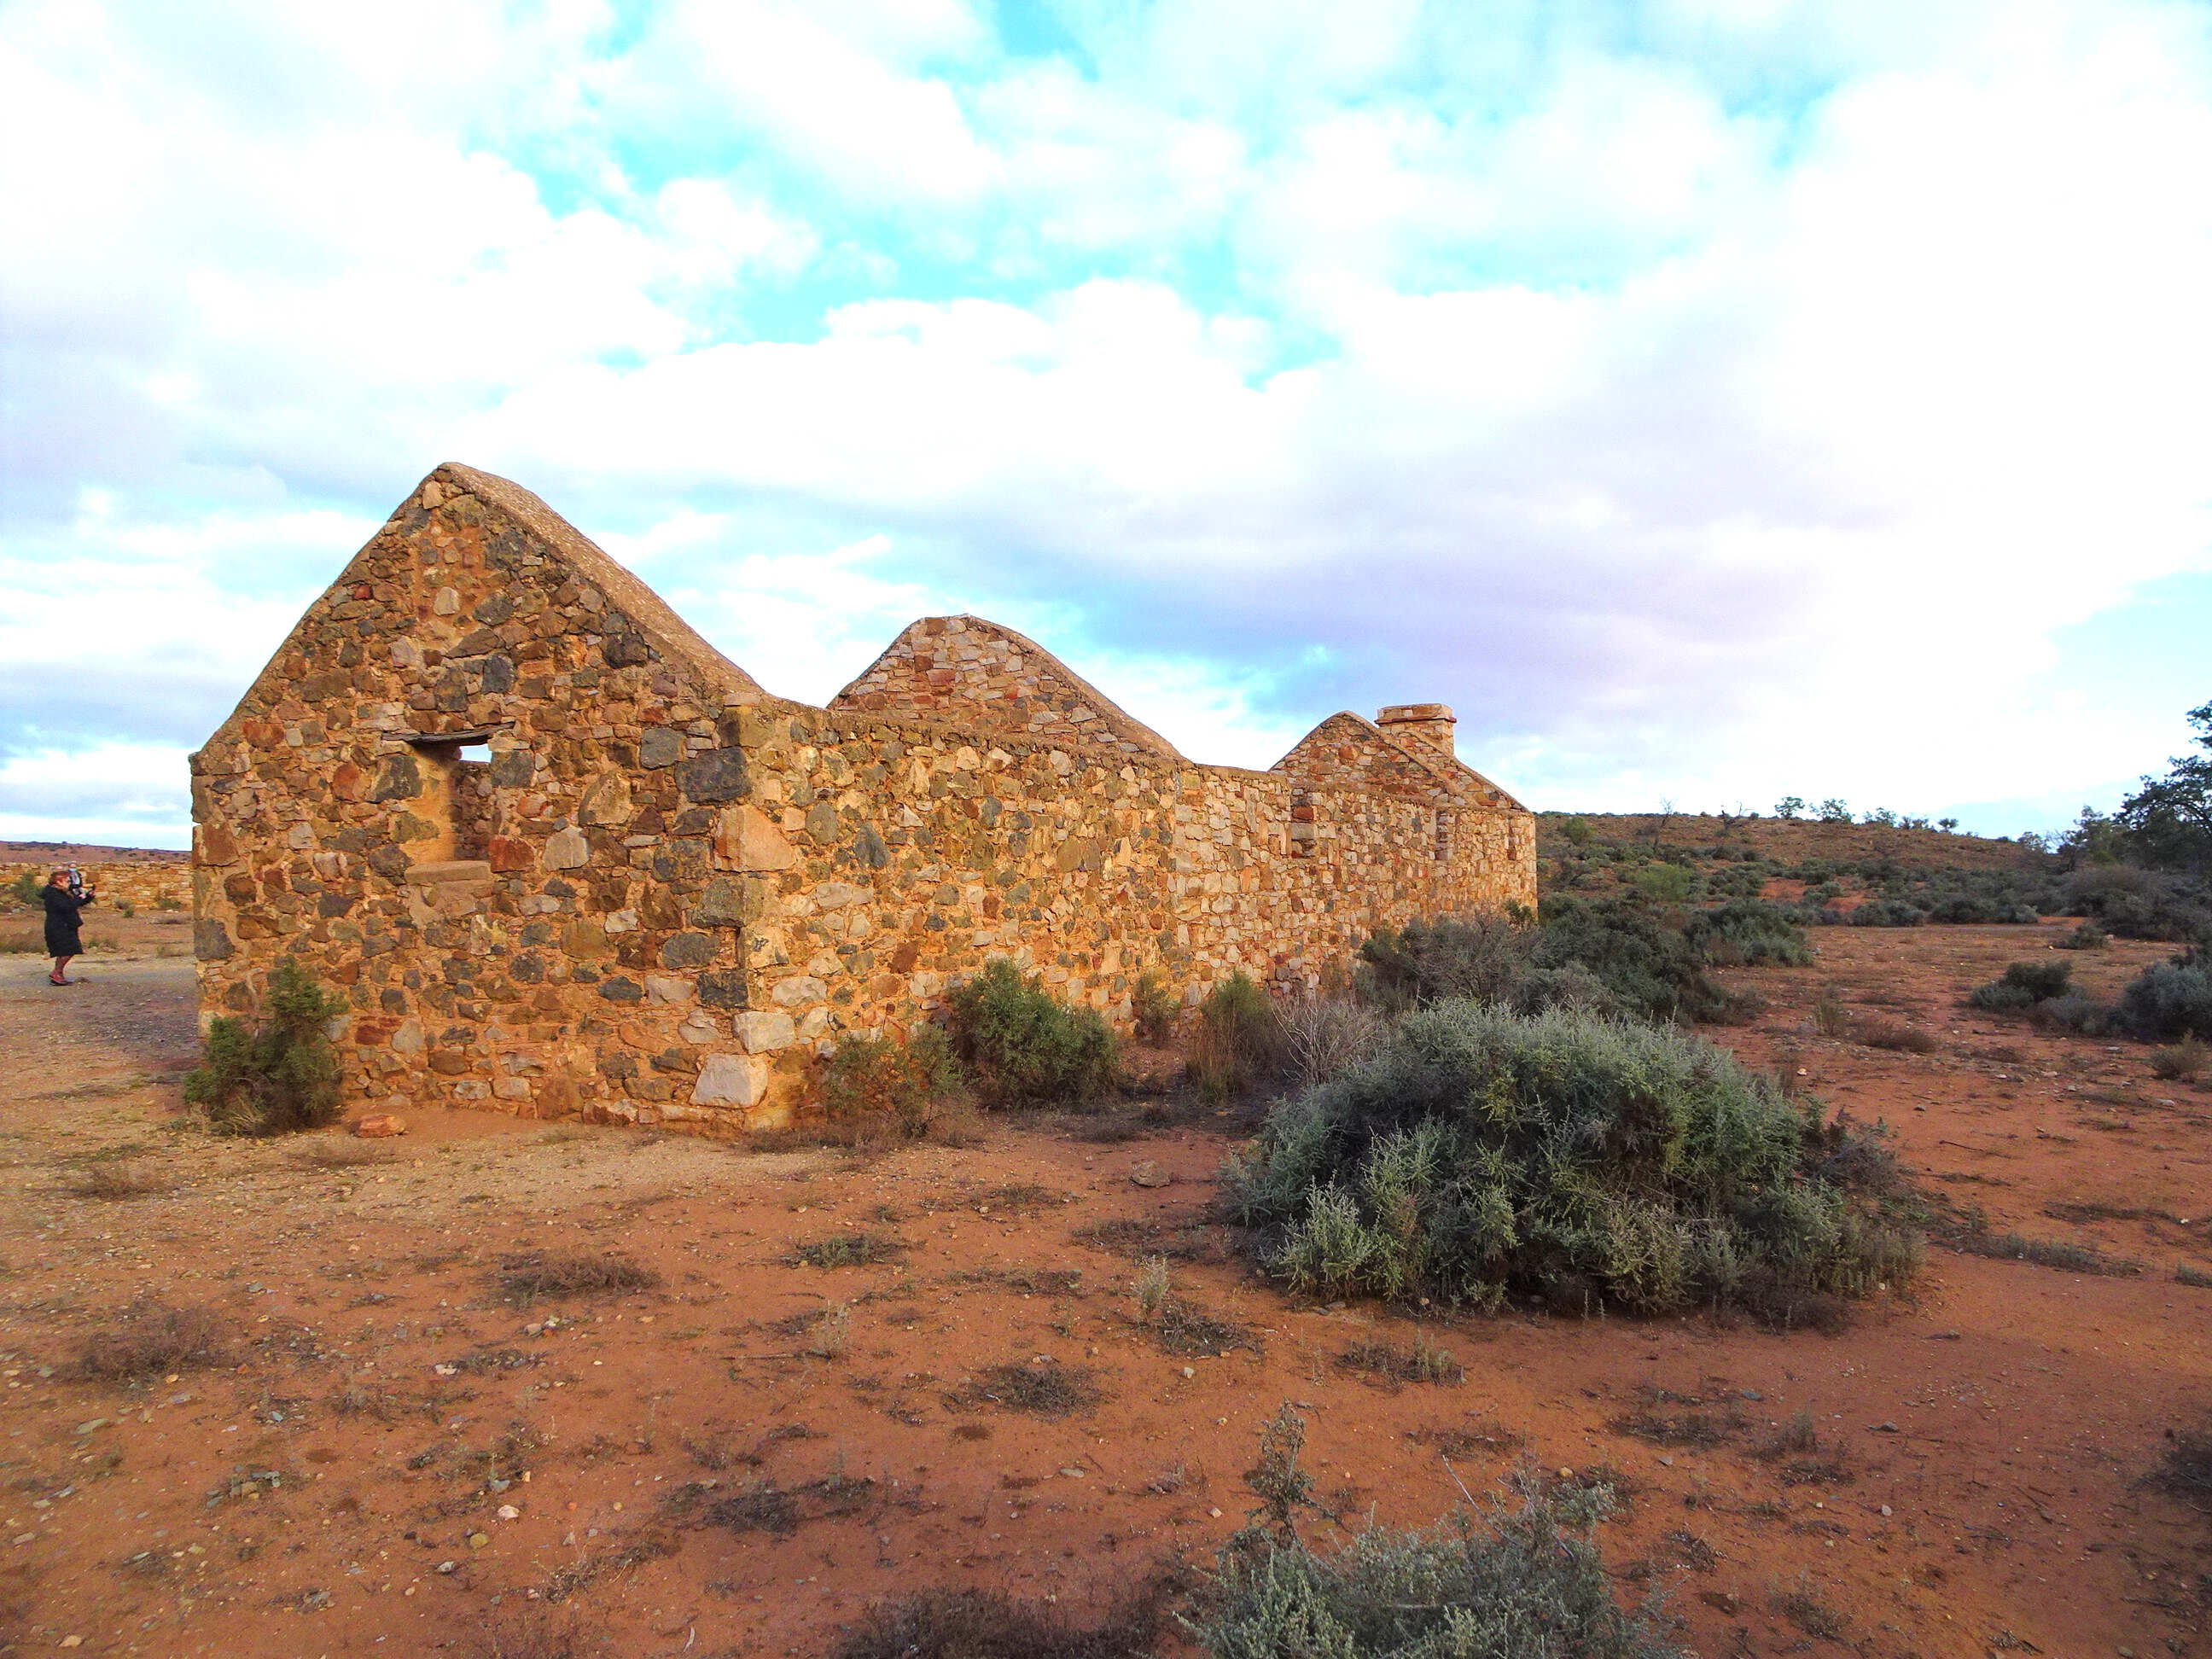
[0,919,2208,1656]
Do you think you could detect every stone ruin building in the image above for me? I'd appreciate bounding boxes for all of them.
[189,464,1536,1130]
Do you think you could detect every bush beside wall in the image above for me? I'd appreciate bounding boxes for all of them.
[1226,1002,1916,1319]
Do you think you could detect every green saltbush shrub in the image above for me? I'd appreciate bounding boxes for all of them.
[1188,971,1284,1101]
[1969,959,2072,1012]
[947,958,1117,1107]
[1629,863,1698,904]
[820,1027,963,1140]
[1132,969,1179,1045]
[2066,868,2212,943]
[1846,897,1926,927]
[1225,1003,1917,1320]
[1358,916,1529,1015]
[2120,954,2212,1042]
[1361,900,1796,1029]
[2029,993,2116,1036]
[1683,899,1814,967]
[1533,899,1761,1025]
[1190,1414,1682,1659]
[183,960,346,1136]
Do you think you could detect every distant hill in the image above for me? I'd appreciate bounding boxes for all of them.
[1538,812,2046,874]
[0,841,187,864]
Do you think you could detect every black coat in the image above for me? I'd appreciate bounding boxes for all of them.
[43,885,91,957]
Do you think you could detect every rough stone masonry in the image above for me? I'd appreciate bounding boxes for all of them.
[190,464,1536,1131]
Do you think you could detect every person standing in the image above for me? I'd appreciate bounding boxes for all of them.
[43,869,95,987]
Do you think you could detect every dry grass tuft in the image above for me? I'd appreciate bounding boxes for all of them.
[1612,1400,1745,1450]
[67,1161,173,1200]
[1853,1014,1940,1053]
[789,1231,907,1269]
[1753,1411,1854,1485]
[76,1303,228,1382]
[835,1575,1187,1659]
[2154,1036,2210,1081]
[290,1139,393,1169]
[1152,1301,1255,1359]
[2149,1426,2212,1510]
[1072,1217,1224,1263]
[1947,1227,2139,1276]
[1812,987,1849,1037]
[1336,1335,1464,1387]
[1133,1255,1172,1318]
[1405,1419,1527,1458]
[536,1532,678,1604]
[767,1303,853,1359]
[950,1360,1104,1417]
[470,1603,595,1659]
[493,1252,661,1305]
[1772,1575,1848,1640]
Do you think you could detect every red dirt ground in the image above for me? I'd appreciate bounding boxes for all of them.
[0,915,2207,1657]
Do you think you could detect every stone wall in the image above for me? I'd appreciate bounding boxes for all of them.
[191,463,1536,1132]
[831,615,1179,760]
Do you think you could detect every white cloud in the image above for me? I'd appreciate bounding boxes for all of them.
[3,0,2209,844]
[0,742,195,847]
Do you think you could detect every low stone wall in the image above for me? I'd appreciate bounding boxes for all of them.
[0,862,190,915]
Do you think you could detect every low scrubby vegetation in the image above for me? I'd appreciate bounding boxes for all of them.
[1132,969,1179,1045]
[2119,949,2212,1041]
[819,1027,966,1142]
[182,959,346,1136]
[1969,960,2074,1013]
[949,959,1118,1107]
[1359,899,1802,1029]
[493,1252,661,1305]
[837,1581,1182,1659]
[76,1303,229,1382]
[1543,783,2212,942]
[950,1360,1102,1417]
[2150,1425,2212,1513]
[2154,1036,2210,1080]
[1226,1002,1917,1321]
[1968,948,2212,1043]
[1187,1406,1684,1658]
[791,1231,906,1269]
[1187,971,1284,1101]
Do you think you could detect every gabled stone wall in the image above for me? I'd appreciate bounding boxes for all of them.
[191,464,1536,1132]
[831,614,1180,760]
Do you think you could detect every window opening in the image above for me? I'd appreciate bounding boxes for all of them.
[400,731,499,866]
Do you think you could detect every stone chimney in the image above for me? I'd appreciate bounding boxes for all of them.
[1376,702,1458,765]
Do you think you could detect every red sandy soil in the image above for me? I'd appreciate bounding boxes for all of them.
[0,916,2207,1657]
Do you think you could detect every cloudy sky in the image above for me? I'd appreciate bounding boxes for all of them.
[3,0,2209,849]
